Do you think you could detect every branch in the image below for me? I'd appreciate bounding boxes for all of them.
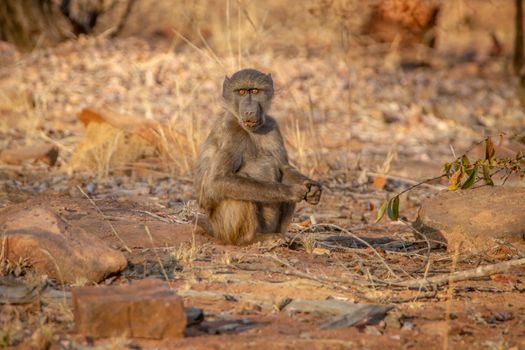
[394,258,525,289]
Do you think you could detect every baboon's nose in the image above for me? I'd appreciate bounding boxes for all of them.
[243,110,255,118]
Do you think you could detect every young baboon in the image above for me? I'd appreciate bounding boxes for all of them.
[194,68,322,245]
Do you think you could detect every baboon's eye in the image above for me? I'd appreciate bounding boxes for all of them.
[249,88,259,95]
[238,89,247,96]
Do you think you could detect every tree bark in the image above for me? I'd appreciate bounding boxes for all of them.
[514,0,524,74]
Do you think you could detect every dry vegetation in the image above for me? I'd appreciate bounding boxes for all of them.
[0,0,524,349]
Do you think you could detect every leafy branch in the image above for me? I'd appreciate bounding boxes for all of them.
[376,136,525,222]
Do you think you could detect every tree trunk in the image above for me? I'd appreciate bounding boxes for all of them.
[514,0,524,74]
[0,0,104,51]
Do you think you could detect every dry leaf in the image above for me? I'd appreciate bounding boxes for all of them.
[312,247,330,256]
[372,175,387,189]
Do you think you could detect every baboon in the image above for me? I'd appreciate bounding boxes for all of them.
[194,68,322,245]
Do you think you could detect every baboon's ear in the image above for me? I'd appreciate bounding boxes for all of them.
[222,76,231,98]
[266,73,274,97]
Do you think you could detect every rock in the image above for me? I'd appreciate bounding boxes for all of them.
[415,187,525,251]
[362,0,440,47]
[283,299,394,330]
[72,278,186,339]
[0,201,127,284]
[0,143,59,166]
[318,303,394,330]
[0,277,70,305]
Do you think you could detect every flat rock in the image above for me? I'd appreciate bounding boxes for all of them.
[72,278,186,339]
[284,299,393,330]
[0,201,127,284]
[415,187,525,251]
[0,142,59,166]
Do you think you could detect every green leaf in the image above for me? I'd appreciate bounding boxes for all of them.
[461,155,470,167]
[485,137,495,162]
[442,162,452,176]
[483,164,494,186]
[375,201,388,223]
[387,196,400,221]
[461,166,478,189]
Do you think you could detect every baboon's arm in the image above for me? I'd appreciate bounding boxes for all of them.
[280,164,310,184]
[210,174,301,203]
[205,140,304,203]
[281,164,322,205]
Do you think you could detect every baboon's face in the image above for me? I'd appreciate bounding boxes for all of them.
[223,69,274,132]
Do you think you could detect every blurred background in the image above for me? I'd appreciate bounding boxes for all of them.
[0,0,523,202]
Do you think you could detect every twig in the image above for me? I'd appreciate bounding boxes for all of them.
[399,219,433,278]
[388,291,437,303]
[0,236,6,273]
[133,210,172,224]
[251,253,376,289]
[144,225,172,287]
[172,29,224,71]
[39,249,67,306]
[366,171,446,192]
[76,185,132,253]
[394,258,525,289]
[39,131,73,154]
[443,243,460,350]
[291,223,400,279]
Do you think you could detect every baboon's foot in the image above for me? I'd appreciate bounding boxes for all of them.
[192,213,214,237]
[251,232,288,250]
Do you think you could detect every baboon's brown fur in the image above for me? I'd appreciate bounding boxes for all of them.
[194,68,321,245]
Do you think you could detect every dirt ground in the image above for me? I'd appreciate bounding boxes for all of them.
[1,1,525,349]
[2,194,523,349]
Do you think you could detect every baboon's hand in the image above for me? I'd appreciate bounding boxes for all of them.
[304,180,322,205]
[289,183,309,202]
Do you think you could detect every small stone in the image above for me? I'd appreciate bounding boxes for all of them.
[401,319,414,331]
[72,278,186,339]
[415,187,525,252]
[365,326,382,336]
[383,308,402,329]
[85,182,97,194]
[185,307,204,326]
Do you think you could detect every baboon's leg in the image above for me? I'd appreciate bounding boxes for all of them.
[278,202,296,234]
[276,170,299,235]
[210,200,258,245]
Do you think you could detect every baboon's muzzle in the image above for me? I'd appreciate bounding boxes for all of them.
[239,100,263,129]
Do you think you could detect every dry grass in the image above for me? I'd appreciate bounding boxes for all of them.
[0,256,31,277]
[300,232,318,255]
[170,236,202,264]
[156,116,203,176]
